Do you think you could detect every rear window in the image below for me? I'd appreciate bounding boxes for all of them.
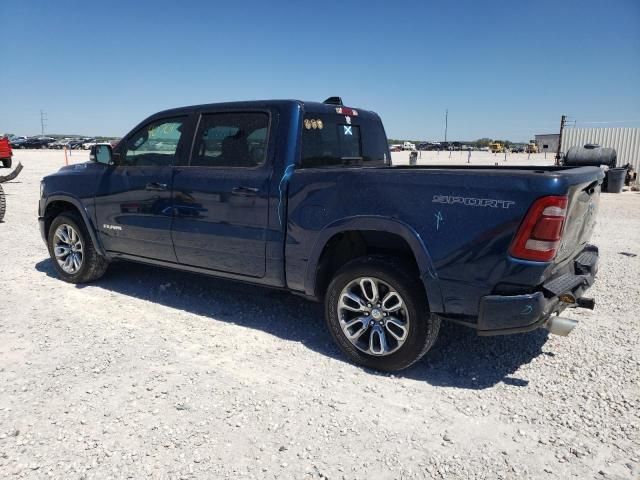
[301,113,389,168]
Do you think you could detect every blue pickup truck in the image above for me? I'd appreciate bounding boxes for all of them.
[39,98,603,371]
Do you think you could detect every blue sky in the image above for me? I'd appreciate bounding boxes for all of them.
[1,0,639,141]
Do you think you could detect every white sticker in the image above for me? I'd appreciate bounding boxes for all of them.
[345,116,351,125]
[343,125,352,136]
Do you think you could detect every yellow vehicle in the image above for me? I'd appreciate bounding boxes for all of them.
[526,143,538,154]
[489,142,504,153]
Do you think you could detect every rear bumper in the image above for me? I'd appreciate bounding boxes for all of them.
[477,245,599,335]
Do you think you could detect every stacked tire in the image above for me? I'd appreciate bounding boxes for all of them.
[0,184,6,222]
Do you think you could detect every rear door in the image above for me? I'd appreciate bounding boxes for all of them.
[170,110,272,277]
[94,115,190,262]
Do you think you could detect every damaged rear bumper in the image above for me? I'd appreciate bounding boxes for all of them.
[476,245,599,336]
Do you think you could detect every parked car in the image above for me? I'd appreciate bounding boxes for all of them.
[19,137,56,149]
[9,136,27,148]
[0,136,13,168]
[511,146,525,153]
[66,138,87,150]
[39,98,603,371]
[402,142,416,151]
[389,144,402,152]
[81,138,98,150]
[49,138,72,149]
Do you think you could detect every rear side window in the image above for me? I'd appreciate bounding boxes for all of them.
[301,113,388,168]
[191,112,269,168]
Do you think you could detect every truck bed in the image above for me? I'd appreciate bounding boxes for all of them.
[286,164,604,321]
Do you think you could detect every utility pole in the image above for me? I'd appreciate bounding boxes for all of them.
[555,114,566,166]
[40,110,48,137]
[444,109,448,143]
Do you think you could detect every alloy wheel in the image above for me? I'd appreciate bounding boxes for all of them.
[337,277,410,356]
[53,224,84,274]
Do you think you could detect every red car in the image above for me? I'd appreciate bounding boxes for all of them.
[0,137,13,168]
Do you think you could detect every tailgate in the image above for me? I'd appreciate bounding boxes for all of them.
[555,172,602,264]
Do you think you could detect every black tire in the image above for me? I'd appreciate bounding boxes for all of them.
[47,212,109,283]
[325,255,440,372]
[0,184,5,222]
[1,158,11,169]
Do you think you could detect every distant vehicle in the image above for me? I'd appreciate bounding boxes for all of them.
[526,143,539,154]
[0,136,13,168]
[418,142,440,151]
[511,146,525,153]
[402,142,416,151]
[49,138,73,149]
[489,142,504,153]
[19,137,56,149]
[66,138,88,150]
[390,144,403,152]
[9,137,27,148]
[80,138,97,149]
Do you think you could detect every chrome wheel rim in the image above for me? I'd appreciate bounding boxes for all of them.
[337,277,410,356]
[53,224,83,274]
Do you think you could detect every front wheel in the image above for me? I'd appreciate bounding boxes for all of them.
[47,212,109,283]
[325,256,440,372]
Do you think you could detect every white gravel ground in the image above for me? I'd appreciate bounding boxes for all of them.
[0,150,638,480]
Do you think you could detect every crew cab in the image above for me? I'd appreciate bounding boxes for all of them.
[38,98,603,371]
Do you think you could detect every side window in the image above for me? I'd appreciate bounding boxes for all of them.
[121,117,185,167]
[191,112,269,168]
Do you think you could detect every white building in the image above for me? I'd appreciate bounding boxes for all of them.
[535,134,560,154]
[561,128,640,171]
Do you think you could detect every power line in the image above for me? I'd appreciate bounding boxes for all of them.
[556,115,567,166]
[444,109,448,142]
[574,119,640,125]
[40,110,48,136]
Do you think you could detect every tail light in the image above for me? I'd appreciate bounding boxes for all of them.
[509,196,568,261]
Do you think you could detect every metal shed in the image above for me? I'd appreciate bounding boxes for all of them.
[561,128,640,171]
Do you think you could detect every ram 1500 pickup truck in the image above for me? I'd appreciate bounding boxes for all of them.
[39,98,603,371]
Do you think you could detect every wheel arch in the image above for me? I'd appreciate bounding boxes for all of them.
[43,195,106,257]
[304,217,444,313]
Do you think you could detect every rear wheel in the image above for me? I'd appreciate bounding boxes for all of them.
[47,212,109,283]
[325,256,440,371]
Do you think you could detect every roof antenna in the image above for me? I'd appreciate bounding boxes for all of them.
[323,96,343,106]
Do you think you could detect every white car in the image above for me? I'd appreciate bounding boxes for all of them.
[403,142,416,151]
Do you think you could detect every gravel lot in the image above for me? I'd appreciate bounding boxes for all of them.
[1,150,638,479]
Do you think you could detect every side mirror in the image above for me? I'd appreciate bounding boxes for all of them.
[90,144,113,165]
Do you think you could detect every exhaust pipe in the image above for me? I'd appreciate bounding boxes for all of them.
[576,297,595,310]
[545,316,578,336]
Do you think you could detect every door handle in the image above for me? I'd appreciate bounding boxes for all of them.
[231,186,259,196]
[145,182,168,191]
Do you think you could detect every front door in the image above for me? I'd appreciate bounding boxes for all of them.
[171,111,272,277]
[94,116,189,262]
